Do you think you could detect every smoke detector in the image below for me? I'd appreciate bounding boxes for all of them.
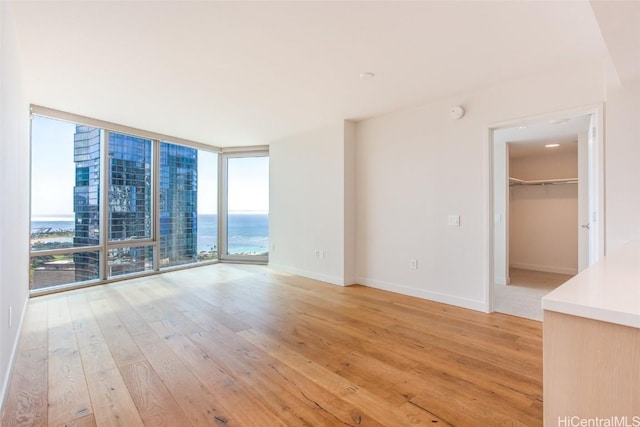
[450,106,465,120]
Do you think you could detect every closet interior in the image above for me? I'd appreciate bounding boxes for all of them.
[492,114,593,320]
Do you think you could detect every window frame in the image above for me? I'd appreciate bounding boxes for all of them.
[219,150,270,264]
[29,105,268,296]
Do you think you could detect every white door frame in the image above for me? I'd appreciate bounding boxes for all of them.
[484,104,605,313]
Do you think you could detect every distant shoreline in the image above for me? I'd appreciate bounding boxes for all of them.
[31,213,269,254]
[31,212,267,222]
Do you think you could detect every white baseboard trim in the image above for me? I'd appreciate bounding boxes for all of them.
[510,263,578,276]
[268,263,350,287]
[267,265,487,311]
[0,295,29,417]
[495,276,508,286]
[356,276,488,312]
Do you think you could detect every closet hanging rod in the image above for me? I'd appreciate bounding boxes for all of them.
[509,177,578,186]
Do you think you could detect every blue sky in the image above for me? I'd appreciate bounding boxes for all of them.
[31,115,268,219]
[31,116,76,219]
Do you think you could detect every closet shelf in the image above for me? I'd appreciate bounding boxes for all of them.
[509,177,578,186]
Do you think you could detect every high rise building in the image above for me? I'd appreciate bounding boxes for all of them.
[107,132,153,276]
[73,128,198,279]
[159,143,198,266]
[73,125,101,281]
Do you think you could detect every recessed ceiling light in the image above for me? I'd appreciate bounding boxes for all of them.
[359,72,375,80]
[545,143,560,148]
[550,118,570,125]
[518,125,528,130]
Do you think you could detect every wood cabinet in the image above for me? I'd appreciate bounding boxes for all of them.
[542,242,640,426]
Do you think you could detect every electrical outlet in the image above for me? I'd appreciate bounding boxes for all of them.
[448,214,461,226]
[318,249,325,260]
[409,259,418,270]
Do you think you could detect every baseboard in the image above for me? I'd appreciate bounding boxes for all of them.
[268,263,351,286]
[267,264,487,311]
[510,263,578,275]
[356,276,488,312]
[0,295,29,417]
[495,276,508,286]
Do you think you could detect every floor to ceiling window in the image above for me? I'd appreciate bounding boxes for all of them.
[195,150,219,262]
[30,116,102,290]
[106,132,154,277]
[158,142,196,269]
[29,109,253,293]
[220,152,269,262]
[159,142,218,268]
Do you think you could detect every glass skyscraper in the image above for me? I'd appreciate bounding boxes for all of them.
[73,125,101,281]
[159,142,198,267]
[73,127,198,278]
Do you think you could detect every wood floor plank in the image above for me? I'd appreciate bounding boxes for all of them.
[2,264,543,426]
[141,276,412,426]
[239,328,449,426]
[47,297,93,426]
[228,278,542,407]
[88,297,146,368]
[1,300,48,427]
[99,287,156,339]
[98,286,194,427]
[181,306,385,427]
[134,336,238,426]
[242,275,542,379]
[300,306,543,401]
[59,413,97,427]
[126,279,290,426]
[115,285,240,426]
[118,361,192,427]
[82,367,145,427]
[148,319,286,427]
[67,293,145,427]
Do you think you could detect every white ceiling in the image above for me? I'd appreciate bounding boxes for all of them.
[509,140,578,161]
[8,1,625,147]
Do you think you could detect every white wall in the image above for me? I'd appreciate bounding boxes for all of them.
[356,62,605,312]
[605,78,640,251]
[343,121,356,284]
[510,148,578,180]
[0,2,30,412]
[493,140,508,285]
[509,149,578,275]
[269,121,356,285]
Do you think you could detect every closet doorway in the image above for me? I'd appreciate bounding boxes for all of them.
[490,111,603,320]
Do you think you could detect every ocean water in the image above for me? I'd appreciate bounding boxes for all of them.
[31,213,269,255]
[198,213,269,255]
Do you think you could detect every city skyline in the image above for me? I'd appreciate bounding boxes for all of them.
[30,115,268,219]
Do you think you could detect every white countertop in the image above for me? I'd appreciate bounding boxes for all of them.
[542,241,640,328]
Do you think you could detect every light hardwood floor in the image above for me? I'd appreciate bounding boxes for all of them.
[1,264,543,426]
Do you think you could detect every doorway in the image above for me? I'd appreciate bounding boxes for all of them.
[489,108,604,320]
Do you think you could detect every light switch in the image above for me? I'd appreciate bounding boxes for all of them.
[448,215,461,226]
